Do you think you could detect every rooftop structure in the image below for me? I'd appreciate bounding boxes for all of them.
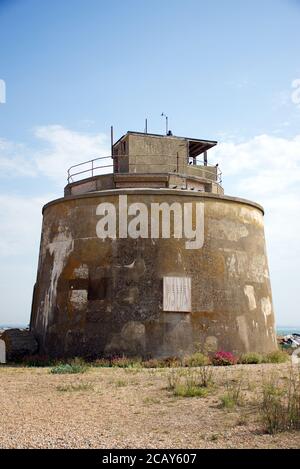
[65,131,222,196]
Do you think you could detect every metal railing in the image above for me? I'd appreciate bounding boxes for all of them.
[67,155,222,185]
[67,156,113,183]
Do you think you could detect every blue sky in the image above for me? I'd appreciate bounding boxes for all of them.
[0,0,300,326]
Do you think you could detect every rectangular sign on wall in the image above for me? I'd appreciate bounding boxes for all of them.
[163,276,191,312]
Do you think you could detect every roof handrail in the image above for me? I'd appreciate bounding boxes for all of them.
[67,155,222,185]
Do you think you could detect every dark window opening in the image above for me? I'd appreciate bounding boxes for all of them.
[88,277,108,301]
[69,279,89,290]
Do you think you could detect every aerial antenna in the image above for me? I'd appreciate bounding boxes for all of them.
[161,112,168,135]
[110,125,114,158]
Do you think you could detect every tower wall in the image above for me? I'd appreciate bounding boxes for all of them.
[30,190,277,358]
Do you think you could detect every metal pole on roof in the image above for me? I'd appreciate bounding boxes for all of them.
[145,118,148,134]
[111,126,114,158]
[161,113,168,135]
[204,150,208,166]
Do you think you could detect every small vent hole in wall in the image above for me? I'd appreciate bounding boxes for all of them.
[88,277,108,300]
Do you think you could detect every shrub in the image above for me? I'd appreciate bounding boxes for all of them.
[70,357,88,371]
[50,358,88,374]
[261,368,300,434]
[175,370,210,397]
[198,366,214,388]
[143,358,164,369]
[265,350,289,364]
[110,356,129,368]
[110,356,142,368]
[220,394,236,409]
[51,364,76,374]
[183,352,210,367]
[212,351,237,366]
[143,357,181,368]
[167,369,213,398]
[71,357,86,364]
[239,352,263,364]
[174,383,209,398]
[161,357,181,368]
[92,358,111,368]
[220,377,244,409]
[261,381,286,433]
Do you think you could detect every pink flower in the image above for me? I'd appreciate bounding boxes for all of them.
[212,351,237,366]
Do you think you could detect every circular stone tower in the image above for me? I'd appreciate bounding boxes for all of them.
[30,131,277,358]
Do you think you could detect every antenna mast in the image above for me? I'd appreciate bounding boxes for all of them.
[161,113,168,135]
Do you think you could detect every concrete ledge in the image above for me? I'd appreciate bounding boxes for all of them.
[114,174,169,182]
[43,188,264,214]
[65,171,222,196]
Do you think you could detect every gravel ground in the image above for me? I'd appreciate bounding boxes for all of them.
[0,363,299,449]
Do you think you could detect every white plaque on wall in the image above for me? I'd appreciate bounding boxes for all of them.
[163,276,191,312]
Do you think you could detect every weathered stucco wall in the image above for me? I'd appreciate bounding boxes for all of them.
[30,190,277,358]
[127,133,188,173]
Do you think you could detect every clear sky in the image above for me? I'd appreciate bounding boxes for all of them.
[0,0,300,326]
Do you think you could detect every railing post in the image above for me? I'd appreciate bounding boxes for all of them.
[92,159,94,177]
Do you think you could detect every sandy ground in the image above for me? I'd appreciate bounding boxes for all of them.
[0,362,299,449]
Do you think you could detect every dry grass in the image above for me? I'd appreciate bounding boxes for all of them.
[261,366,300,434]
[0,362,299,449]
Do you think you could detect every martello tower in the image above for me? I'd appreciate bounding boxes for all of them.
[30,130,277,358]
